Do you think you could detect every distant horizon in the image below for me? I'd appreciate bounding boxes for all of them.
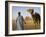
[12,6,41,20]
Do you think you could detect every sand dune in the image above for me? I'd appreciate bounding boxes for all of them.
[12,16,40,30]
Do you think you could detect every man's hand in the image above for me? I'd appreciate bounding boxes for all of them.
[25,22,26,24]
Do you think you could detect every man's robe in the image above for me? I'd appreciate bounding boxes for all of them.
[16,16,24,30]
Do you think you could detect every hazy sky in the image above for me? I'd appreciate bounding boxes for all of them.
[12,6,41,20]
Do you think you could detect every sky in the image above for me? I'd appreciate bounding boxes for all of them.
[12,6,41,20]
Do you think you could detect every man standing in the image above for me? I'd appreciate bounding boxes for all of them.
[16,12,25,30]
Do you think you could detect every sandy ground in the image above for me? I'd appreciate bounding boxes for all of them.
[12,17,40,30]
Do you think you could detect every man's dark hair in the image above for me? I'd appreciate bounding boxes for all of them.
[18,12,21,16]
[18,12,20,14]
